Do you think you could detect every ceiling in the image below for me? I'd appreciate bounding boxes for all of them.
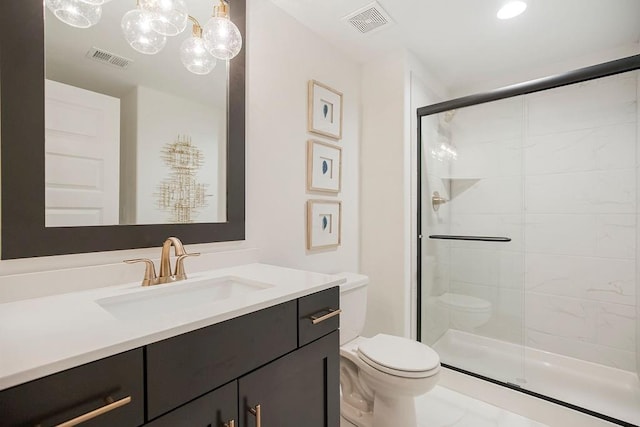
[269,0,640,93]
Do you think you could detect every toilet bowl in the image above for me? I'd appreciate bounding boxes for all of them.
[335,273,441,427]
[434,292,492,330]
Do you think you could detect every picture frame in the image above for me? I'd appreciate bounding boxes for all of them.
[307,200,342,250]
[308,80,343,140]
[307,140,342,193]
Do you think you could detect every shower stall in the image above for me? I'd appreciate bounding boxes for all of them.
[418,55,640,426]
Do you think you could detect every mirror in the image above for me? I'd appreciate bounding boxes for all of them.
[44,0,228,226]
[0,0,246,259]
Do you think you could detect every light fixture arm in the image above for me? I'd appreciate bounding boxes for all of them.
[213,0,230,18]
[188,15,203,37]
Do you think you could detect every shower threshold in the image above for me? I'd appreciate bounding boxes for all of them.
[432,330,640,426]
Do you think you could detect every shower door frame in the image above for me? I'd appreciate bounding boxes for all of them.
[416,53,640,426]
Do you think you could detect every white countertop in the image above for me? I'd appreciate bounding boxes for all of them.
[0,263,344,390]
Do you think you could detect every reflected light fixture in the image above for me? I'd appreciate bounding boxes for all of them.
[139,0,189,36]
[46,0,242,75]
[121,6,167,55]
[203,0,243,61]
[45,0,104,28]
[497,1,527,20]
[180,17,217,75]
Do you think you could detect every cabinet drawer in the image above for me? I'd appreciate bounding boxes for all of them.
[298,287,340,347]
[146,381,237,427]
[0,349,144,427]
[146,301,297,419]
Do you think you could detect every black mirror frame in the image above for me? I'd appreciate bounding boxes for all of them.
[0,0,246,259]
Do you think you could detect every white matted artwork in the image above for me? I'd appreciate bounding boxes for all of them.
[307,200,341,250]
[307,140,342,193]
[308,80,343,140]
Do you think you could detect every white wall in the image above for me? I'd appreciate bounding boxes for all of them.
[360,51,406,338]
[245,0,360,274]
[361,50,446,338]
[0,0,362,301]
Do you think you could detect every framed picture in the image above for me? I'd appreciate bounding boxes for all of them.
[307,140,342,193]
[307,200,341,250]
[308,80,343,140]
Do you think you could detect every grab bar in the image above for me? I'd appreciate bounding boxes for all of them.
[428,235,511,242]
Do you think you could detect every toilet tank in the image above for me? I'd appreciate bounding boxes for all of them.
[334,272,369,345]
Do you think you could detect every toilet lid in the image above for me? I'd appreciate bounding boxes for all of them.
[357,334,440,378]
[436,293,491,312]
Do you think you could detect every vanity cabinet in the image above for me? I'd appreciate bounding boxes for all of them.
[0,349,144,427]
[146,301,297,419]
[239,331,339,427]
[0,287,339,427]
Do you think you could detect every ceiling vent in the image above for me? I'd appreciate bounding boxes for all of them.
[86,47,133,69]
[343,2,393,34]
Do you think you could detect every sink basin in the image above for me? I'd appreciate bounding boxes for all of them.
[96,276,273,320]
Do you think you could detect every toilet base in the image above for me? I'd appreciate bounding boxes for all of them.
[372,393,417,427]
[341,394,418,427]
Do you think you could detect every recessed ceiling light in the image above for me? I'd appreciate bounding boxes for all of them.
[497,1,527,20]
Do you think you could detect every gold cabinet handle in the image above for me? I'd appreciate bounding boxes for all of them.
[223,420,235,427]
[54,396,131,427]
[310,308,342,325]
[249,404,261,427]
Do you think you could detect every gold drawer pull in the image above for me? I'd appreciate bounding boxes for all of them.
[310,308,341,325]
[223,420,235,427]
[249,404,261,427]
[54,396,131,427]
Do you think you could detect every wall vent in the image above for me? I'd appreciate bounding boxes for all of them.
[86,47,133,69]
[343,2,393,34]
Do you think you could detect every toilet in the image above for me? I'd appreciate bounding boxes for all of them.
[433,292,492,330]
[336,273,440,427]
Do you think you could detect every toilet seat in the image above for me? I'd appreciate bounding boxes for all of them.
[356,334,440,379]
[436,292,491,313]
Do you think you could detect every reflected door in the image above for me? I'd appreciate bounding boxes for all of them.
[44,79,120,227]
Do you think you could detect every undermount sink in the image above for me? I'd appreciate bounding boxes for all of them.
[96,276,273,320]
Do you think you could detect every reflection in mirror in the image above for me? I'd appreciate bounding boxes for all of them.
[44,0,229,227]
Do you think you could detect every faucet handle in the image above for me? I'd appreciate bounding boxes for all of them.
[124,258,158,286]
[174,253,200,280]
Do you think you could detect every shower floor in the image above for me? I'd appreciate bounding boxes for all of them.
[432,330,640,426]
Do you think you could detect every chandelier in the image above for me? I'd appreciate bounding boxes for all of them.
[44,0,242,75]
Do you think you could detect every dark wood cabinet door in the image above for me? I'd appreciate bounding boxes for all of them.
[145,381,237,427]
[0,349,144,427]
[238,331,339,427]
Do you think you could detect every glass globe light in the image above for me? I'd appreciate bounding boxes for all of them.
[203,16,242,60]
[180,34,217,75]
[45,0,102,29]
[121,8,167,55]
[139,0,189,36]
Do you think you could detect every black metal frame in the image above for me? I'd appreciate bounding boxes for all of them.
[0,0,246,259]
[416,54,640,426]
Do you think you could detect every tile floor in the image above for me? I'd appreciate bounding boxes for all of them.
[340,385,548,427]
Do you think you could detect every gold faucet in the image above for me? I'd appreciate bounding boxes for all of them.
[124,237,200,286]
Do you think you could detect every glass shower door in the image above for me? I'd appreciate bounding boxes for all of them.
[419,96,526,386]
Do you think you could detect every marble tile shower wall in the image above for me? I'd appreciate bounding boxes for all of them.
[447,71,639,372]
[524,73,637,372]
